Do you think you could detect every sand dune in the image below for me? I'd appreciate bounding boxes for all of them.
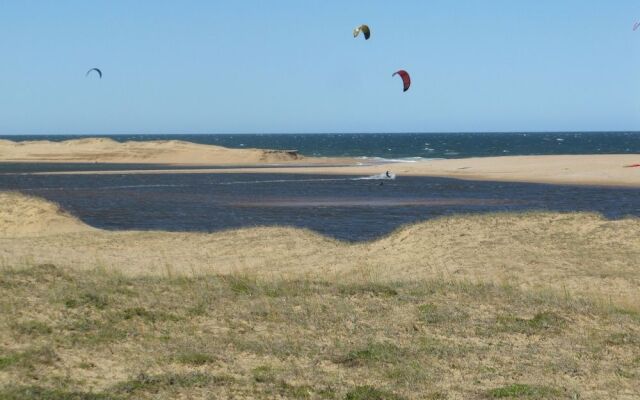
[0,192,94,237]
[1,192,638,308]
[0,137,304,164]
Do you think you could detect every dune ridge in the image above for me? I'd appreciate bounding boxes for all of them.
[0,192,93,237]
[0,137,303,164]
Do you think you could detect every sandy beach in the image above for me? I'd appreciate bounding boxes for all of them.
[1,138,638,187]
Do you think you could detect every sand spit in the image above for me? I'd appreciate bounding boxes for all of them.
[394,154,640,187]
[1,192,638,307]
[152,153,635,188]
[3,138,636,187]
[0,138,304,164]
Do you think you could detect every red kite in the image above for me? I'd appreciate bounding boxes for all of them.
[392,70,411,92]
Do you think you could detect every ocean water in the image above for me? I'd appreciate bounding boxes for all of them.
[2,171,639,241]
[2,131,639,160]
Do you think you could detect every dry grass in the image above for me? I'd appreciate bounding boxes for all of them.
[0,264,638,399]
[1,193,639,398]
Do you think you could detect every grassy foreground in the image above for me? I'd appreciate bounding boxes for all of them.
[1,264,638,399]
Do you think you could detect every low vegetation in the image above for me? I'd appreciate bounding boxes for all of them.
[0,263,638,399]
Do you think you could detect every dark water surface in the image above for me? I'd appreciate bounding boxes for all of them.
[0,162,355,174]
[2,171,638,241]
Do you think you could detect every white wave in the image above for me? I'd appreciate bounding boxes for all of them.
[355,171,396,180]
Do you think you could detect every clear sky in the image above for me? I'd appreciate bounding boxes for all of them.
[1,1,639,134]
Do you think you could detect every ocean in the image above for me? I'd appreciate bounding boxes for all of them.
[1,132,639,241]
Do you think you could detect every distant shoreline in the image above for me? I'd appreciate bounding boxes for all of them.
[0,138,638,188]
[2,132,638,160]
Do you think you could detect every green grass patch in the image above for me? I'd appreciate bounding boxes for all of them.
[605,332,640,346]
[252,365,277,383]
[0,386,119,400]
[121,307,179,323]
[0,353,21,370]
[496,312,565,335]
[487,383,562,399]
[418,336,466,359]
[609,306,640,322]
[13,320,53,336]
[78,361,97,369]
[64,316,127,343]
[262,280,320,298]
[15,264,71,281]
[65,292,109,309]
[226,275,258,295]
[418,303,469,324]
[113,372,233,394]
[251,365,330,399]
[338,283,398,297]
[344,386,406,400]
[174,351,216,366]
[276,381,315,398]
[0,347,58,370]
[337,342,404,367]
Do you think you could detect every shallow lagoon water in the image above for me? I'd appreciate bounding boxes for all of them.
[2,167,639,241]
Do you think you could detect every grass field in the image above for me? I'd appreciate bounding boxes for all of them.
[1,264,638,399]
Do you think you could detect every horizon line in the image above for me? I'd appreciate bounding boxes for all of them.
[1,130,640,136]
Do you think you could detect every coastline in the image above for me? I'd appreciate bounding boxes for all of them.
[1,138,638,188]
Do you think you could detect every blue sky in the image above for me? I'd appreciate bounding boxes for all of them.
[1,1,639,134]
